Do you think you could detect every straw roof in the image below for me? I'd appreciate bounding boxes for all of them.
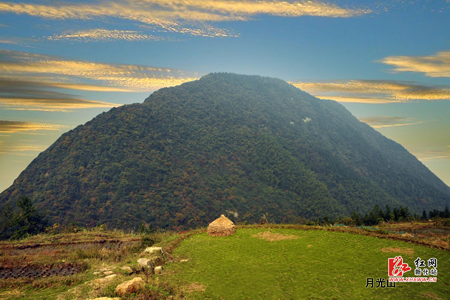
[207,214,235,237]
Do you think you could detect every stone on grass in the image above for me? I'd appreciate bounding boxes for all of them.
[144,247,172,263]
[207,214,235,237]
[91,274,117,285]
[120,266,133,275]
[137,258,154,270]
[143,246,162,254]
[154,266,163,274]
[115,277,145,296]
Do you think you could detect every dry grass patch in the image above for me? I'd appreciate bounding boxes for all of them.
[183,282,206,293]
[253,231,300,241]
[0,289,23,299]
[381,247,414,255]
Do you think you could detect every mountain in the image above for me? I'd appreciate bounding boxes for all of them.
[1,73,449,229]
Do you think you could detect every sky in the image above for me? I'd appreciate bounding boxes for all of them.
[0,0,450,193]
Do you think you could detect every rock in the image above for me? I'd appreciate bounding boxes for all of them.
[154,266,163,274]
[103,271,114,275]
[121,266,133,275]
[115,277,145,296]
[92,274,117,285]
[143,246,162,254]
[137,258,154,270]
[180,259,190,263]
[98,268,112,272]
[143,247,172,263]
[90,274,118,290]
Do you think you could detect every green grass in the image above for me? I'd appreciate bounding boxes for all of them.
[166,228,450,299]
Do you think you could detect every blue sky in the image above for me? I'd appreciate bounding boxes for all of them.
[0,0,450,192]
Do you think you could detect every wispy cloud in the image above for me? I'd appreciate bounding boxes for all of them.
[0,38,18,44]
[0,49,197,111]
[359,116,423,128]
[0,0,370,38]
[0,120,63,134]
[290,80,450,103]
[0,143,48,154]
[48,28,166,42]
[381,51,450,77]
[0,98,120,112]
[416,150,450,162]
[0,49,197,91]
[0,77,122,112]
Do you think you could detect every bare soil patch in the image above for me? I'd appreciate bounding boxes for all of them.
[381,247,414,255]
[253,231,300,241]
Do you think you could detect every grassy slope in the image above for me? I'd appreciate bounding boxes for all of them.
[167,228,450,299]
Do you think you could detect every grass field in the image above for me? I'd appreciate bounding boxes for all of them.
[0,225,449,299]
[166,227,450,299]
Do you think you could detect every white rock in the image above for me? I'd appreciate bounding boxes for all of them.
[137,258,153,269]
[154,266,163,274]
[144,246,162,254]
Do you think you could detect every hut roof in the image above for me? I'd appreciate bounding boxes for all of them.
[209,214,234,226]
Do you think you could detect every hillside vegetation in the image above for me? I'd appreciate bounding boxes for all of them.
[1,73,449,229]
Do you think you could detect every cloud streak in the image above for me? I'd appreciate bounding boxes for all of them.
[416,151,450,162]
[48,28,166,42]
[359,116,423,128]
[0,77,122,112]
[290,80,450,103]
[0,0,370,38]
[0,49,197,111]
[0,49,197,90]
[381,51,450,78]
[0,120,63,134]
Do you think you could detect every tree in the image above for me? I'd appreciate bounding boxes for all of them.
[350,211,362,226]
[0,203,14,240]
[9,196,49,240]
[422,210,428,221]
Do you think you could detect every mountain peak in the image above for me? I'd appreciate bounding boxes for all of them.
[1,75,449,229]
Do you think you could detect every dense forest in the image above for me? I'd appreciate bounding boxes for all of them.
[1,73,449,230]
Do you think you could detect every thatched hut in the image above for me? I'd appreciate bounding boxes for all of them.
[207,214,235,237]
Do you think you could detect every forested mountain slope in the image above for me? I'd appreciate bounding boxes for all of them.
[1,73,449,229]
